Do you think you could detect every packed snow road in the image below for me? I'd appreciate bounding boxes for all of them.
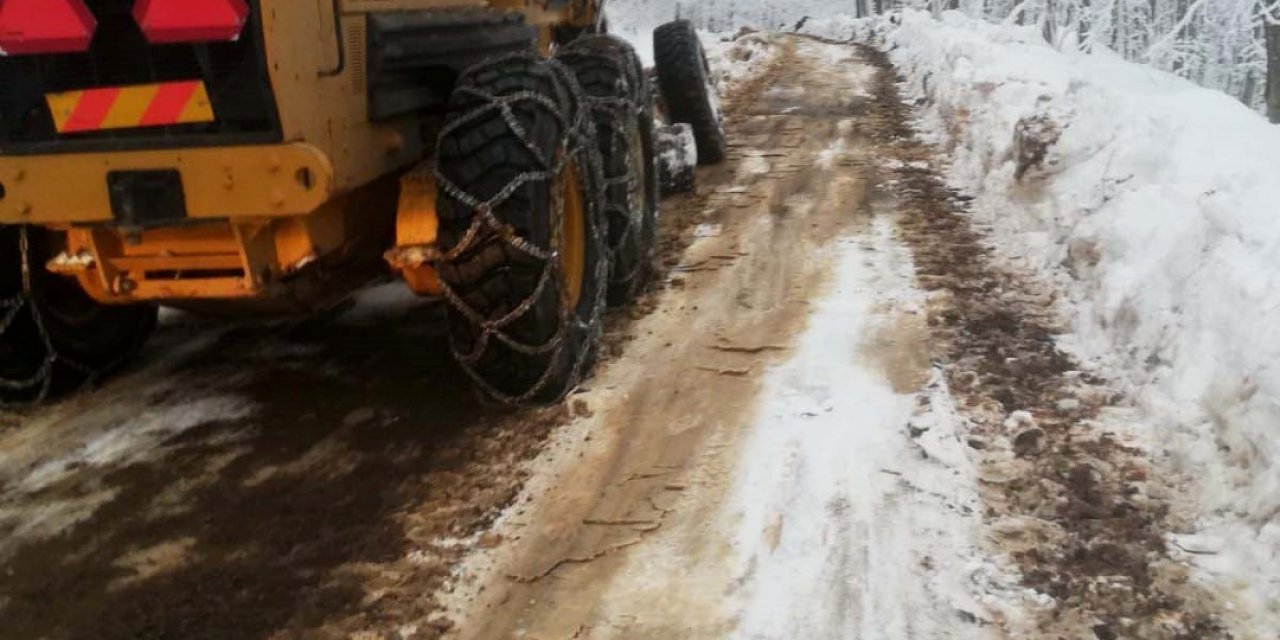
[0,33,1239,640]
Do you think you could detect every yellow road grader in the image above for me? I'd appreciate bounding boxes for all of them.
[0,0,725,404]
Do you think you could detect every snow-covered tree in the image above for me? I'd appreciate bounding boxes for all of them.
[609,0,1274,114]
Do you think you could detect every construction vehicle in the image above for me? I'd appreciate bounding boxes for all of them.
[0,1,726,405]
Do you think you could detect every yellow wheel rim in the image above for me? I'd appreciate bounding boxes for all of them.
[559,160,587,310]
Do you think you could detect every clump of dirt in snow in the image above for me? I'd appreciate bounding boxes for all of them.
[1013,113,1063,181]
[858,43,1232,640]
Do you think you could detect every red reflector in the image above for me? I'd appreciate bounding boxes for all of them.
[133,0,250,44]
[0,0,97,56]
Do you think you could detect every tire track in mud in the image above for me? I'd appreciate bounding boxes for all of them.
[857,44,1233,640]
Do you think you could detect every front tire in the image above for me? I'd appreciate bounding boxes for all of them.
[1,226,157,405]
[654,20,727,165]
[434,54,609,404]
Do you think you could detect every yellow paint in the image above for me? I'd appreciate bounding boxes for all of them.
[395,168,439,247]
[0,143,333,224]
[98,84,161,130]
[560,161,586,310]
[44,90,84,132]
[179,84,215,123]
[390,166,443,296]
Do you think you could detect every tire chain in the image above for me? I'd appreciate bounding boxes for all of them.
[433,54,610,405]
[559,44,647,290]
[0,226,97,407]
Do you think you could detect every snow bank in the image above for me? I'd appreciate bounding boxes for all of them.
[858,8,1279,632]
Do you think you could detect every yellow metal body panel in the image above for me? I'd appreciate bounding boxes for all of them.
[0,143,333,223]
[1,0,602,304]
[387,167,443,295]
[51,177,397,305]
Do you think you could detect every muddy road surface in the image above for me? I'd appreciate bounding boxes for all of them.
[0,34,1237,640]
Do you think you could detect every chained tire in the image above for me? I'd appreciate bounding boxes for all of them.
[0,226,157,405]
[434,54,608,405]
[654,19,727,165]
[557,35,658,307]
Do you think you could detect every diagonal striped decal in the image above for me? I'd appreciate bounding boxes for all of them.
[46,80,214,134]
[140,80,201,126]
[62,87,121,132]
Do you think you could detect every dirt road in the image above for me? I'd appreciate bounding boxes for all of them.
[0,34,1236,640]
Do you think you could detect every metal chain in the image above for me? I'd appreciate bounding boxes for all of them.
[0,225,105,407]
[432,54,609,405]
[560,47,648,289]
[0,227,56,404]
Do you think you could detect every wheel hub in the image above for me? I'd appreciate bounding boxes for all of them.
[559,160,587,311]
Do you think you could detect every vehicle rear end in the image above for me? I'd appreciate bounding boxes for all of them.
[0,0,430,310]
[0,0,719,407]
[0,0,431,403]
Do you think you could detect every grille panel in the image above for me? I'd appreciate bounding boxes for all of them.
[0,0,280,155]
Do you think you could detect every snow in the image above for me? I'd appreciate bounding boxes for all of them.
[16,395,254,494]
[337,281,437,324]
[0,376,255,560]
[844,8,1280,634]
[702,30,777,93]
[656,121,697,185]
[722,217,1036,637]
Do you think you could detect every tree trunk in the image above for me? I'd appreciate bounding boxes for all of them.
[1043,0,1058,44]
[1242,69,1258,110]
[1268,20,1280,123]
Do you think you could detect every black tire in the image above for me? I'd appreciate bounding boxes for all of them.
[0,225,157,405]
[654,20,727,165]
[557,35,658,306]
[434,54,608,405]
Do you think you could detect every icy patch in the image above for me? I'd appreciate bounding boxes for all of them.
[735,151,772,179]
[339,282,436,324]
[18,395,255,494]
[816,137,848,169]
[693,223,722,238]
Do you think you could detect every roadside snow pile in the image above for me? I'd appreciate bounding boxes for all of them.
[862,8,1279,630]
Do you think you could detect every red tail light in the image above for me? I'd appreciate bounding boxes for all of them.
[0,0,97,56]
[133,0,250,44]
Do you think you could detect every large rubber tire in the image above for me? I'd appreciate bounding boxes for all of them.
[654,20,727,165]
[434,54,608,405]
[557,35,658,307]
[0,226,157,405]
